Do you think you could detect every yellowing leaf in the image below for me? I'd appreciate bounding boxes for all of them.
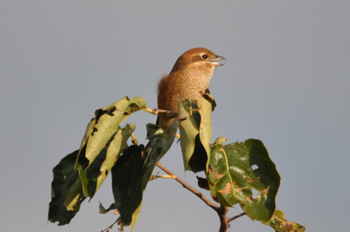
[75,97,146,198]
[178,95,214,172]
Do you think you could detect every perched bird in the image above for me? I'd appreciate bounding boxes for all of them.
[157,47,225,130]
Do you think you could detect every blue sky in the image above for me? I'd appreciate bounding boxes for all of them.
[1,1,349,231]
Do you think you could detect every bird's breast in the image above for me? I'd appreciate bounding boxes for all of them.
[161,70,211,110]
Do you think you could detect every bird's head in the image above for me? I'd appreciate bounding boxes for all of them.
[170,47,225,73]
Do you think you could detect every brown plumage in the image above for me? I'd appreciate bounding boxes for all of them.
[157,47,225,130]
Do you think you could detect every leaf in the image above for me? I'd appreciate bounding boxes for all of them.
[111,145,144,226]
[197,96,213,165]
[98,201,107,213]
[177,99,198,170]
[75,96,146,198]
[178,96,214,172]
[78,124,135,198]
[111,122,177,226]
[207,139,281,222]
[131,202,143,232]
[48,150,86,225]
[76,96,146,171]
[264,210,305,232]
[99,201,117,214]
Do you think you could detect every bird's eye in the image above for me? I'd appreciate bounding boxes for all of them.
[202,54,208,59]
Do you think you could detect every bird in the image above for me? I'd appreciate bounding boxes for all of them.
[157,47,225,130]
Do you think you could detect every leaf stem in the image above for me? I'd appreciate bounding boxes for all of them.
[130,133,138,145]
[140,107,158,115]
[140,108,178,118]
[151,174,177,180]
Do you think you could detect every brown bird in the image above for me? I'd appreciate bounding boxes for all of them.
[157,47,225,130]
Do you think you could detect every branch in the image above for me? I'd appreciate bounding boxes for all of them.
[218,206,229,232]
[155,162,247,232]
[228,212,246,223]
[156,162,219,212]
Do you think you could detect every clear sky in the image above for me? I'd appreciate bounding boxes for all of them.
[1,1,349,231]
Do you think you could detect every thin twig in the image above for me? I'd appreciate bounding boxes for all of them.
[228,212,246,223]
[156,162,220,212]
[100,219,118,232]
[155,162,247,232]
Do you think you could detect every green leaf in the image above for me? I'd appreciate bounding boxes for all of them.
[111,145,144,226]
[78,124,135,198]
[111,122,177,226]
[75,96,146,198]
[264,210,305,232]
[98,201,106,213]
[178,96,214,172]
[48,150,86,225]
[98,201,116,214]
[207,139,280,222]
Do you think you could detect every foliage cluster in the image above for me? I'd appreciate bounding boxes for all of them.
[48,96,304,232]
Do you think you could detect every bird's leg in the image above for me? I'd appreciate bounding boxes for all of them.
[200,90,215,102]
[201,90,217,111]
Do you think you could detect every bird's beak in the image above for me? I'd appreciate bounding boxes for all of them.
[210,56,226,66]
